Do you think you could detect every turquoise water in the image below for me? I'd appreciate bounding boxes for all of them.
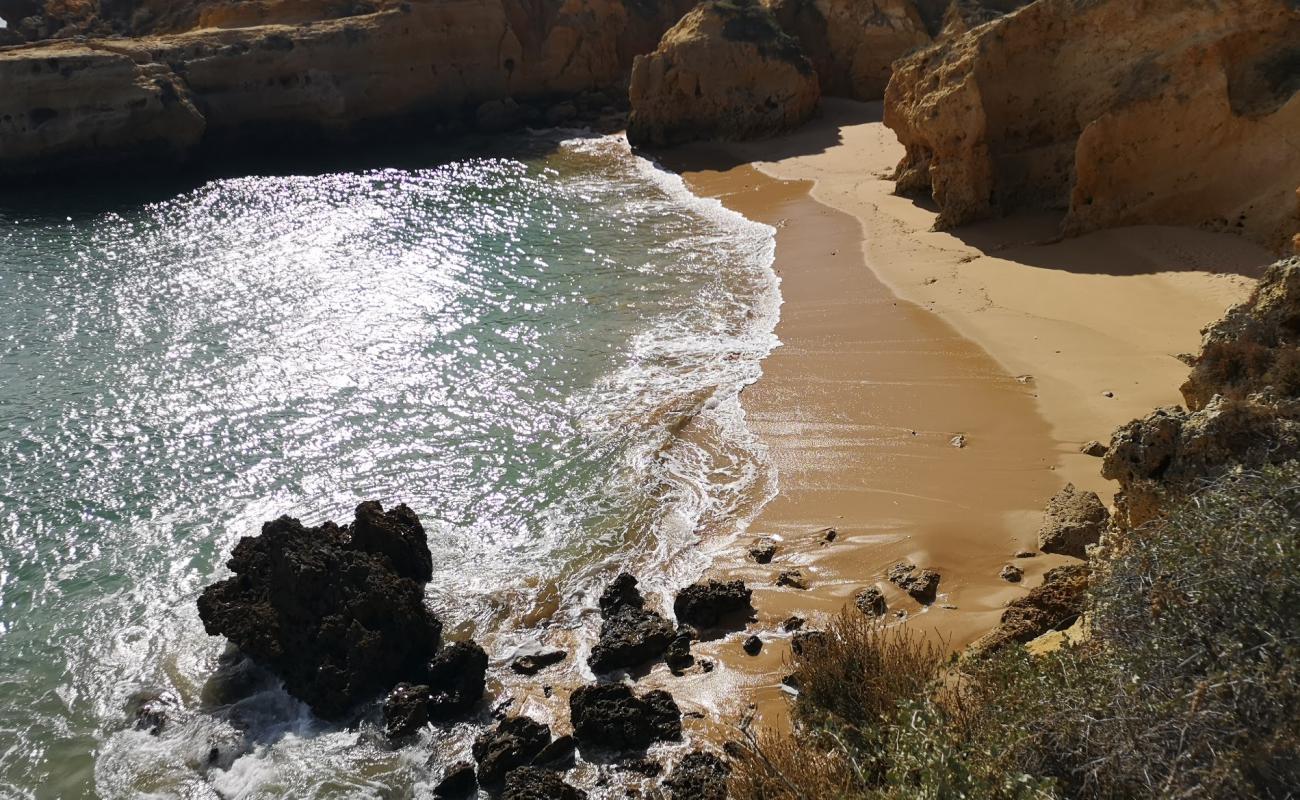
[0,134,777,798]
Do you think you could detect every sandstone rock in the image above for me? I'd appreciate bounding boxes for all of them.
[432,760,477,798]
[472,715,554,787]
[588,573,676,673]
[854,585,886,616]
[1080,440,1108,457]
[884,0,1300,251]
[748,536,777,563]
[776,569,808,589]
[674,579,754,629]
[511,649,566,676]
[1037,484,1109,559]
[196,502,441,719]
[764,0,930,100]
[501,767,586,800]
[967,564,1089,659]
[627,0,820,147]
[569,683,682,751]
[665,750,731,800]
[887,562,940,603]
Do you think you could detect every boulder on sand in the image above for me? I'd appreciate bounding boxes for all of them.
[569,683,682,752]
[674,579,754,629]
[588,573,677,674]
[197,501,442,719]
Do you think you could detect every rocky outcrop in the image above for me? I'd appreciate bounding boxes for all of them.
[472,715,556,787]
[380,640,488,737]
[501,767,586,800]
[588,573,676,674]
[887,562,939,603]
[1037,483,1109,559]
[884,0,1300,252]
[665,750,731,800]
[0,0,697,176]
[673,579,754,629]
[196,502,441,719]
[764,0,929,100]
[568,683,682,752]
[967,564,1089,658]
[626,0,820,147]
[1103,259,1300,529]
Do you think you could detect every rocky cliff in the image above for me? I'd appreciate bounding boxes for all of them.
[627,0,820,147]
[0,0,695,176]
[884,0,1300,252]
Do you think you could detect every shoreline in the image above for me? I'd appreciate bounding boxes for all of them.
[661,99,1273,732]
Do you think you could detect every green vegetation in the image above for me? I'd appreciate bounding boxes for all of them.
[732,464,1300,799]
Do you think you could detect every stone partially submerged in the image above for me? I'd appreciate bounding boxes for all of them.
[196,501,442,719]
[674,579,754,629]
[588,573,677,674]
[569,683,682,752]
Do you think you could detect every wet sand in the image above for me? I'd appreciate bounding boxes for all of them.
[661,99,1272,733]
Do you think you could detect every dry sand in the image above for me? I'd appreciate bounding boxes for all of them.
[660,99,1272,734]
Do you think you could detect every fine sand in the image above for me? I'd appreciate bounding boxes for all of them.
[659,99,1273,735]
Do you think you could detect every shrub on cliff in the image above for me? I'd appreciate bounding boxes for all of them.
[733,464,1300,799]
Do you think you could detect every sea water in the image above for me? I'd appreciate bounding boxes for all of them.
[0,133,778,798]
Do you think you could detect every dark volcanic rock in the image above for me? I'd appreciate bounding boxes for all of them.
[473,715,554,786]
[674,580,753,629]
[384,682,432,739]
[511,649,567,676]
[665,626,696,673]
[127,689,179,735]
[666,750,731,800]
[569,683,682,752]
[196,502,442,719]
[589,573,676,674]
[501,766,587,800]
[742,634,762,655]
[433,760,477,798]
[426,640,488,719]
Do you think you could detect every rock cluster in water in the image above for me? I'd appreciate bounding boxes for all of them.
[588,573,677,674]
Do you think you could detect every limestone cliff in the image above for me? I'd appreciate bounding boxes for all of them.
[626,0,820,147]
[0,0,695,176]
[884,0,1300,252]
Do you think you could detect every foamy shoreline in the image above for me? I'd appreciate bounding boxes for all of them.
[663,98,1273,734]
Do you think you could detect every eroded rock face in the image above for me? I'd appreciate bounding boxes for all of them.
[627,0,820,147]
[884,0,1300,251]
[1037,483,1109,559]
[569,683,682,752]
[588,573,677,674]
[0,0,697,176]
[764,0,930,100]
[966,564,1089,659]
[196,502,441,719]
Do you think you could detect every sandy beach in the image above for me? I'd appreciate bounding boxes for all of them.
[664,99,1273,733]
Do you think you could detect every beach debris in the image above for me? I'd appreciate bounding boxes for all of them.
[742,634,763,656]
[854,585,887,617]
[674,580,754,629]
[432,761,477,799]
[588,573,676,674]
[665,626,696,674]
[473,716,555,787]
[1038,484,1109,559]
[665,751,731,800]
[888,562,941,604]
[1000,564,1025,583]
[510,649,566,676]
[196,501,442,719]
[569,683,682,751]
[1080,440,1108,457]
[950,434,967,448]
[1016,375,1035,383]
[748,536,777,564]
[781,614,806,632]
[1102,390,1115,398]
[776,569,809,590]
[501,767,585,800]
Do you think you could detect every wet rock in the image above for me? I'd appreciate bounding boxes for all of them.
[790,630,828,656]
[473,715,553,786]
[674,580,754,629]
[1038,483,1109,559]
[665,750,731,800]
[433,760,477,798]
[621,756,663,775]
[967,565,1090,659]
[589,573,676,673]
[426,640,488,719]
[501,766,587,800]
[535,733,577,767]
[196,502,441,719]
[1080,440,1108,457]
[569,683,682,752]
[887,562,941,604]
[665,626,696,674]
[511,649,566,676]
[545,101,578,126]
[742,634,762,655]
[776,569,809,590]
[1000,564,1024,582]
[854,585,887,617]
[781,615,805,631]
[1015,550,1037,558]
[384,682,432,740]
[127,689,179,735]
[748,537,777,564]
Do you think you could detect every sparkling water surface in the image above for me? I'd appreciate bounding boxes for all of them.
[0,134,777,798]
